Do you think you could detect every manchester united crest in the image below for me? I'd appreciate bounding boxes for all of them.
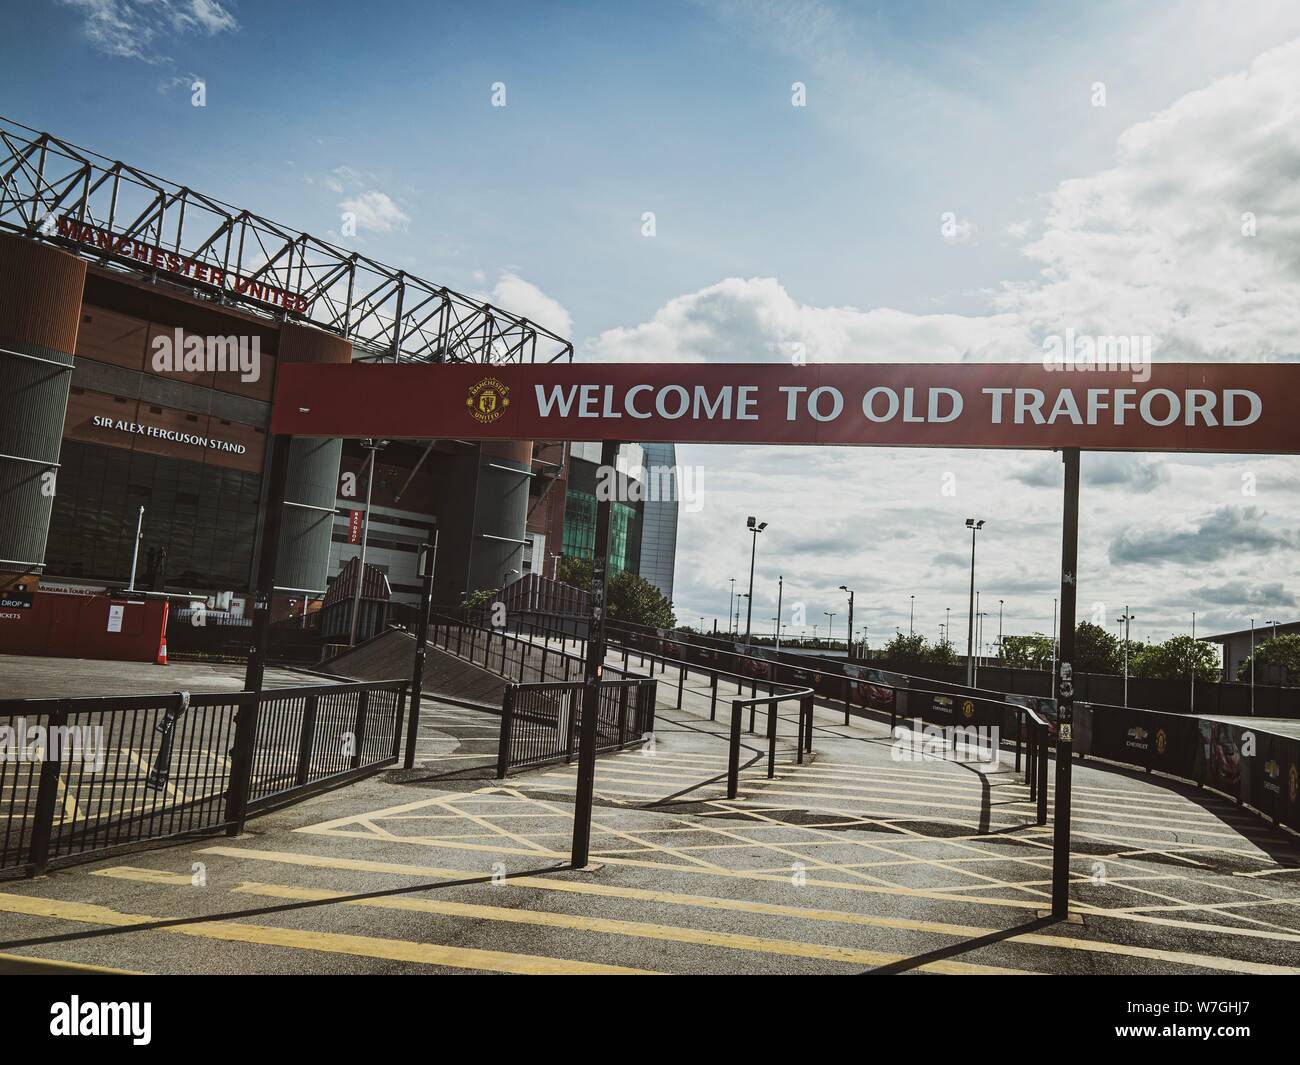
[466,376,509,424]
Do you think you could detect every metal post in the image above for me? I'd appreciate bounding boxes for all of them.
[571,440,618,869]
[26,700,69,876]
[744,526,759,644]
[349,442,381,646]
[1036,723,1049,825]
[1051,448,1080,919]
[496,685,515,778]
[243,433,292,695]
[727,699,743,799]
[767,699,778,778]
[404,533,438,769]
[844,588,854,660]
[126,505,145,591]
[775,576,783,651]
[965,522,979,686]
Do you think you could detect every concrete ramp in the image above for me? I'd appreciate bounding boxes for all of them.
[323,629,507,708]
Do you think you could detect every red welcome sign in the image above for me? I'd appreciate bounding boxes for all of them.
[271,362,1300,454]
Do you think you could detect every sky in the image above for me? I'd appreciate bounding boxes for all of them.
[8,0,1300,648]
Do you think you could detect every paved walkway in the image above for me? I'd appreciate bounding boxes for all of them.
[0,654,326,698]
[1,647,1299,974]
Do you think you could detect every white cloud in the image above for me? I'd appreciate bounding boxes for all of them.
[585,276,1026,363]
[997,38,1300,360]
[337,190,410,234]
[57,0,238,63]
[585,38,1300,638]
[490,273,573,339]
[591,38,1300,372]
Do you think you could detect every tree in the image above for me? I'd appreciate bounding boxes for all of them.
[1235,634,1300,685]
[1131,635,1220,682]
[1073,621,1121,674]
[1000,633,1054,670]
[882,631,955,668]
[556,557,676,629]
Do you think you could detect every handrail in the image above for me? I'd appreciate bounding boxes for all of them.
[543,618,1050,823]
[725,687,815,799]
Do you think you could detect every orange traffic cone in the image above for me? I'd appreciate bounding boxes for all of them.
[155,600,170,665]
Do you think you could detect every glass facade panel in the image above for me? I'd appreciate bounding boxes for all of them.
[45,440,262,589]
[561,490,635,573]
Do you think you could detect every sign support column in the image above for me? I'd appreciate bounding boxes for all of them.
[404,529,438,769]
[1052,447,1080,918]
[243,433,292,696]
[571,439,619,869]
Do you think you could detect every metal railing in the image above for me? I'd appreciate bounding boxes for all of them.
[0,117,573,366]
[0,679,406,877]
[496,677,657,776]
[425,613,656,775]
[429,612,644,686]
[726,689,815,799]
[541,616,1052,825]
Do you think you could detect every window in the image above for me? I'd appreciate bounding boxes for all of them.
[45,440,262,589]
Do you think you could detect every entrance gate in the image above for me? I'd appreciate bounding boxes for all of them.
[258,360,1300,918]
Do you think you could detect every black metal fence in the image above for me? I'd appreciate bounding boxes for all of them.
[0,679,406,877]
[424,614,657,775]
[496,678,657,776]
[429,613,619,686]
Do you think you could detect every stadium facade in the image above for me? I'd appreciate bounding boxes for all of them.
[0,119,676,634]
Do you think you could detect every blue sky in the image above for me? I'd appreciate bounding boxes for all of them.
[13,0,1295,335]
[10,1,1300,645]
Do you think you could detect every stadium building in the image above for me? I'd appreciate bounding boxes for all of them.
[0,119,676,655]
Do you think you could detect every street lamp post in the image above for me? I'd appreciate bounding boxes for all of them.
[1250,617,1255,715]
[349,439,386,646]
[1050,597,1057,679]
[744,517,767,645]
[1116,605,1135,707]
[126,505,145,591]
[728,578,736,636]
[1190,611,1197,712]
[775,575,784,651]
[824,612,837,647]
[997,599,1004,659]
[964,518,985,686]
[839,585,855,659]
[909,594,915,636]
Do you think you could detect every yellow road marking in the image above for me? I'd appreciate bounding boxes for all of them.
[0,950,143,975]
[0,891,653,976]
[94,867,193,885]
[56,776,81,822]
[197,847,1300,975]
[228,879,1031,975]
[293,823,1055,910]
[122,747,184,804]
